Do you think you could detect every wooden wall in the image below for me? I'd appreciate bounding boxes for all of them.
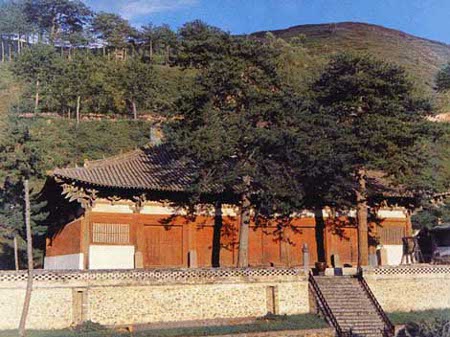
[46,219,82,257]
[85,212,320,268]
[47,209,408,269]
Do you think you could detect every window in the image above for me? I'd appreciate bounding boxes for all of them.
[378,226,405,245]
[92,223,130,244]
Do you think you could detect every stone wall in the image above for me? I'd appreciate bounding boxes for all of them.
[364,265,450,312]
[1,265,450,330]
[0,268,309,330]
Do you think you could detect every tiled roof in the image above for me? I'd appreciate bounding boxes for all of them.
[53,145,210,193]
[53,145,409,197]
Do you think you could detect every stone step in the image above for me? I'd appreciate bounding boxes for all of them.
[315,280,360,285]
[312,275,392,337]
[325,301,374,307]
[320,288,365,293]
[330,308,377,313]
[322,296,372,302]
[340,321,385,327]
[338,316,384,322]
[332,312,380,317]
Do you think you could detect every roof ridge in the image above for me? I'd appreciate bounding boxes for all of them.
[83,148,144,168]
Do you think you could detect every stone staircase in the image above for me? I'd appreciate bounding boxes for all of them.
[309,273,395,337]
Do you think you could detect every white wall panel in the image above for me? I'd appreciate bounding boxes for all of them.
[89,245,135,270]
[44,253,84,270]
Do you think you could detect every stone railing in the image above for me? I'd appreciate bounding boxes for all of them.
[0,267,305,284]
[369,264,450,276]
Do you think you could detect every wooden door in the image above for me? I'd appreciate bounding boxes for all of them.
[328,227,358,266]
[262,227,282,266]
[144,225,183,267]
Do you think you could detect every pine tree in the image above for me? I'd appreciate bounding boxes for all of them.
[167,38,303,267]
[176,20,230,68]
[311,53,435,265]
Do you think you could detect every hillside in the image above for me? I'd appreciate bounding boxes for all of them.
[254,22,450,92]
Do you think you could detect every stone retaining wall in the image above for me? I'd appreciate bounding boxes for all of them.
[0,265,449,330]
[364,265,450,312]
[0,268,309,330]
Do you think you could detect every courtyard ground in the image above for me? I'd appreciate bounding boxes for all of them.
[0,310,448,337]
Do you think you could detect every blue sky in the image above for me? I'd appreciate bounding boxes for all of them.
[84,0,450,44]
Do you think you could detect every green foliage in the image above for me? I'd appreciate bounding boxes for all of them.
[412,198,450,229]
[140,23,178,63]
[0,313,327,337]
[388,309,450,325]
[399,319,450,337]
[11,45,188,116]
[257,22,450,94]
[24,0,91,41]
[436,62,450,92]
[12,43,59,83]
[92,12,135,48]
[72,321,108,333]
[0,0,34,37]
[0,117,153,268]
[167,37,304,218]
[176,20,231,68]
[111,56,159,118]
[311,53,436,197]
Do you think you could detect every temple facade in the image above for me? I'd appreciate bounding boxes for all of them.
[42,145,411,270]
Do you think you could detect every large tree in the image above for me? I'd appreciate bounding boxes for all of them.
[12,43,60,112]
[311,53,434,266]
[0,0,34,60]
[92,12,135,51]
[166,38,304,267]
[23,0,92,43]
[436,62,450,92]
[113,57,159,119]
[176,20,230,68]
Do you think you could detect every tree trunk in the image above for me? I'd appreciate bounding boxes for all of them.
[132,100,137,120]
[212,201,223,267]
[76,96,81,127]
[1,39,4,63]
[356,169,369,267]
[237,190,251,268]
[18,180,33,337]
[165,45,170,65]
[50,19,57,44]
[314,206,326,263]
[149,40,153,60]
[14,235,19,271]
[34,80,40,113]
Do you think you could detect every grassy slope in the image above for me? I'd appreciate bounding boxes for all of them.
[388,309,450,325]
[254,22,450,94]
[1,310,449,337]
[0,65,20,141]
[0,314,328,337]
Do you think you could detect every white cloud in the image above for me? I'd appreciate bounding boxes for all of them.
[121,0,199,19]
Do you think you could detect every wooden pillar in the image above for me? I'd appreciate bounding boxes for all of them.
[80,210,91,270]
[280,226,290,267]
[322,214,333,267]
[133,211,144,269]
[405,210,413,236]
[187,219,197,268]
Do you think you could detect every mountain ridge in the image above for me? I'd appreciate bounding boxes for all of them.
[252,21,450,92]
[253,21,450,48]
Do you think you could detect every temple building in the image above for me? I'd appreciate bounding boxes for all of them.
[42,145,412,270]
